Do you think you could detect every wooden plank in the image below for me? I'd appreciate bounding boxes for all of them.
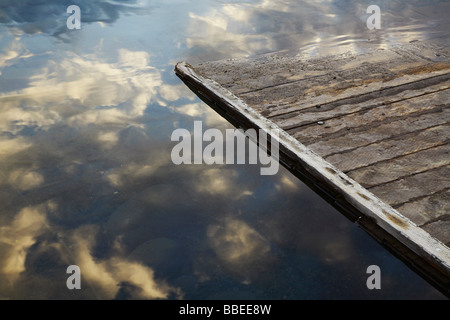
[285,82,449,144]
[257,73,450,118]
[325,124,450,172]
[194,41,450,105]
[422,220,450,248]
[272,87,449,132]
[368,166,450,207]
[238,66,450,112]
[302,101,450,157]
[194,41,450,93]
[347,144,450,188]
[396,190,449,227]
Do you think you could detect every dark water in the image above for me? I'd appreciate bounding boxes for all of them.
[0,0,448,300]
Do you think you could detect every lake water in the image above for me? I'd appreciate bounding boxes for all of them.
[0,0,448,300]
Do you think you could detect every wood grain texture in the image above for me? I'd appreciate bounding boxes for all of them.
[325,124,449,172]
[396,190,449,227]
[368,166,450,206]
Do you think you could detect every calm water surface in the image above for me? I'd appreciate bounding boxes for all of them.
[0,0,449,299]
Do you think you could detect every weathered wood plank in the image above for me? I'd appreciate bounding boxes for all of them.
[194,41,450,96]
[195,49,395,94]
[285,83,449,143]
[422,220,450,248]
[305,107,450,158]
[198,42,443,96]
[347,144,450,188]
[255,71,450,119]
[395,190,449,227]
[272,87,449,132]
[368,166,450,207]
[238,65,450,112]
[325,124,450,172]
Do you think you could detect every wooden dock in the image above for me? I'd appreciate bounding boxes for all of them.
[175,41,450,296]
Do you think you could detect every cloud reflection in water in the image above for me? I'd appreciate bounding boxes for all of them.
[0,0,151,38]
[0,0,447,299]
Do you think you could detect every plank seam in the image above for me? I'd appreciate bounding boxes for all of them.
[266,74,450,121]
[393,187,450,209]
[346,144,450,187]
[363,163,450,190]
[238,59,449,95]
[367,166,450,207]
[323,125,449,160]
[297,104,449,146]
[278,86,450,131]
[421,214,450,228]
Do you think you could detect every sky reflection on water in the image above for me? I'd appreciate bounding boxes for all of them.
[0,0,448,299]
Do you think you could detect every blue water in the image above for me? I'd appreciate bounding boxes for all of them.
[0,0,448,299]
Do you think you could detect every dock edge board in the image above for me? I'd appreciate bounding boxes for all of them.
[175,61,450,297]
